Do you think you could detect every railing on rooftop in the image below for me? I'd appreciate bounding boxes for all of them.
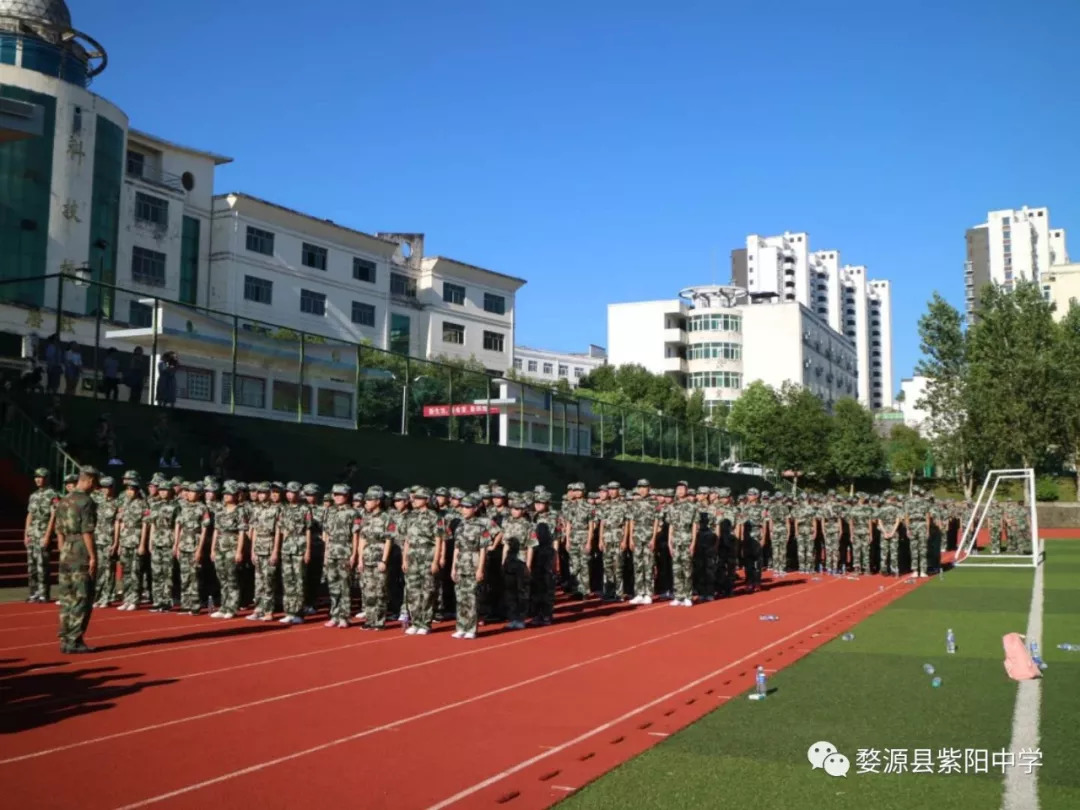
[1,273,735,471]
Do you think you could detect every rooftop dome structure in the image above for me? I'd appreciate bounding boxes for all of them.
[0,0,107,83]
[0,0,73,29]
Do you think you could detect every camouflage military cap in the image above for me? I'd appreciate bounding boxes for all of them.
[33,467,49,478]
[187,481,204,494]
[222,482,239,495]
[351,490,364,501]
[535,492,551,503]
[534,485,547,493]
[478,485,491,496]
[99,476,115,488]
[587,492,599,499]
[322,493,332,503]
[364,487,384,500]
[63,473,78,484]
[303,482,320,493]
[696,486,710,495]
[393,491,409,501]
[271,481,284,491]
[675,480,688,488]
[747,487,760,496]
[459,495,478,508]
[79,465,99,478]
[491,487,506,498]
[412,487,431,500]
[203,475,218,486]
[123,474,141,488]
[717,487,731,497]
[284,481,301,493]
[150,473,167,486]
[205,482,220,493]
[449,488,466,499]
[434,486,449,497]
[508,498,526,509]
[329,483,350,496]
[408,485,421,494]
[169,476,183,487]
[508,491,521,500]
[254,482,270,493]
[636,479,650,488]
[568,482,585,492]
[234,481,247,491]
[605,481,621,490]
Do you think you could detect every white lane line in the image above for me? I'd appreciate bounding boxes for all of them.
[423,578,907,810]
[0,620,211,652]
[1002,562,1044,810]
[104,579,865,809]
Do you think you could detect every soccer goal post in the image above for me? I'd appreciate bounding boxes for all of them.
[954,468,1042,568]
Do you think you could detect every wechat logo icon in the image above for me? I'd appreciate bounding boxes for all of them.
[808,741,851,778]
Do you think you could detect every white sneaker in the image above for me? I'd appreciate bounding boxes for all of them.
[324,619,336,628]
[629,595,643,605]
[279,615,293,624]
[670,599,682,607]
[405,626,418,635]
[289,616,303,625]
[451,631,464,639]
[398,611,409,622]
[682,599,694,607]
[259,613,274,622]
[247,612,261,621]
[336,619,349,628]
[117,604,128,611]
[210,610,225,619]
[354,611,366,620]
[463,632,476,639]
[415,628,430,636]
[221,612,235,619]
[641,596,653,605]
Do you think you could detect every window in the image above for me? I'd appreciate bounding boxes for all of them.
[482,330,505,353]
[483,293,506,315]
[245,226,274,256]
[353,257,376,283]
[131,246,166,287]
[527,360,537,372]
[574,367,584,378]
[688,371,742,390]
[300,289,326,316]
[302,242,327,271]
[513,358,522,370]
[129,301,152,328]
[543,362,553,374]
[390,272,417,298]
[558,364,568,377]
[272,380,313,414]
[389,313,410,355]
[221,373,266,409]
[176,367,213,402]
[686,342,741,361]
[243,275,273,305]
[443,282,466,306]
[134,192,168,227]
[686,313,741,333]
[317,388,353,420]
[442,321,465,345]
[1002,217,1010,225]
[126,150,145,178]
[351,301,375,327]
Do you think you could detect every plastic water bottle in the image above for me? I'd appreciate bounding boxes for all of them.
[1029,642,1047,670]
[923,663,935,675]
[1058,643,1079,652]
[207,594,215,612]
[755,665,767,698]
[931,676,942,688]
[946,629,956,655]
[841,632,855,642]
[759,614,779,622]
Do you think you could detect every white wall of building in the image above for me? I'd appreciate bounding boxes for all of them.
[745,232,809,305]
[512,344,606,387]
[983,206,1062,288]
[899,375,930,432]
[868,279,893,408]
[606,300,682,375]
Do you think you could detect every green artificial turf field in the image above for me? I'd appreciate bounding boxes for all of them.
[562,540,1080,810]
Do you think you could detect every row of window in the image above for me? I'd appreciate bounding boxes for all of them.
[511,358,586,378]
[687,314,742,333]
[441,282,507,315]
[686,342,741,361]
[242,275,375,327]
[245,225,379,285]
[171,367,354,420]
[688,371,743,390]
[441,321,505,353]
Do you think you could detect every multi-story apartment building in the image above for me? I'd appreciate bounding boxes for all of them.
[512,344,607,387]
[608,285,858,419]
[965,206,1069,320]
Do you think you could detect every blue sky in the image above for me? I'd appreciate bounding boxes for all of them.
[78,0,1079,389]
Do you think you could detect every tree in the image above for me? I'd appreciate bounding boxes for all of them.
[887,424,929,494]
[828,397,884,491]
[772,382,831,493]
[1055,305,1080,490]
[726,381,781,465]
[915,293,975,494]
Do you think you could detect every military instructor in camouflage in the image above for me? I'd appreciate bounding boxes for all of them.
[55,466,99,654]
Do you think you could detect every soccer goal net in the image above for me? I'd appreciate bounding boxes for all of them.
[954,468,1042,568]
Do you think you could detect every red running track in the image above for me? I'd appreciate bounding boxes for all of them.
[0,573,918,810]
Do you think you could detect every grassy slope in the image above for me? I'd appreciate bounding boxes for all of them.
[562,548,1080,810]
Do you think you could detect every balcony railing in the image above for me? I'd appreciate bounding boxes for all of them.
[126,161,184,192]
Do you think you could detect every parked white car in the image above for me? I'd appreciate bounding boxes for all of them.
[732,461,766,477]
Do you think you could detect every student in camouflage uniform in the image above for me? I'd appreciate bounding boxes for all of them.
[561,483,592,598]
[173,482,211,615]
[626,479,656,604]
[876,491,903,575]
[451,495,490,638]
[148,483,179,612]
[248,482,282,621]
[905,487,931,577]
[275,482,312,625]
[692,486,717,600]
[738,488,765,591]
[91,476,119,607]
[302,484,324,615]
[1007,499,1033,554]
[848,493,874,574]
[401,488,444,635]
[357,487,396,630]
[713,488,739,597]
[322,484,361,628]
[114,473,149,610]
[765,493,790,574]
[55,466,99,654]
[792,493,816,574]
[495,499,536,629]
[25,467,58,602]
[820,490,844,574]
[530,492,559,624]
[664,483,698,606]
[210,483,246,619]
[598,482,628,601]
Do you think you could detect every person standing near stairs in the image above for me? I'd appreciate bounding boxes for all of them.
[25,467,59,603]
[148,483,180,612]
[55,465,99,654]
[91,477,120,607]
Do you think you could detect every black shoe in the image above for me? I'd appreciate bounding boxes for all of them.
[60,644,74,654]
[70,643,95,654]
